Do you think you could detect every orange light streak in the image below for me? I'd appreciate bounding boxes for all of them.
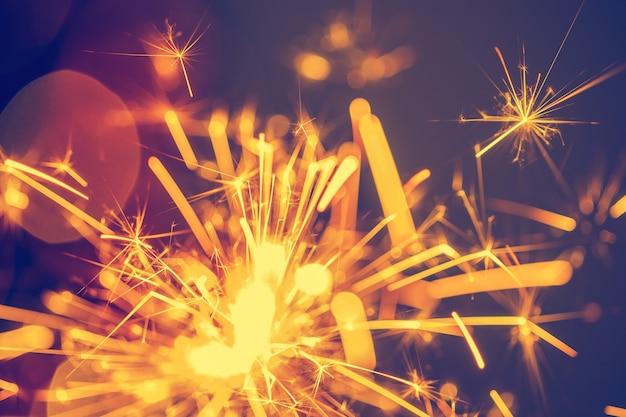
[606,406,626,417]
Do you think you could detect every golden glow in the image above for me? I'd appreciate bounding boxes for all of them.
[295,263,332,296]
[3,186,29,210]
[0,39,608,414]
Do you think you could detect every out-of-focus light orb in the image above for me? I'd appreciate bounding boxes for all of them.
[3,186,29,210]
[324,22,354,50]
[294,53,331,81]
[0,70,140,243]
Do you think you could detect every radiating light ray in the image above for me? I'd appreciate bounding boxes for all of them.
[40,146,89,188]
[148,156,219,258]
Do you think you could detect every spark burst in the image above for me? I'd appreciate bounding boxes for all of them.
[0,3,624,417]
[462,3,625,166]
[0,95,587,416]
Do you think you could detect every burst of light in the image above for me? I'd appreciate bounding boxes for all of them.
[463,4,625,165]
[0,100,592,416]
[85,18,208,97]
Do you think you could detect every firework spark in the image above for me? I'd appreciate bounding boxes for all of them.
[84,18,209,97]
[463,3,625,166]
[0,93,589,416]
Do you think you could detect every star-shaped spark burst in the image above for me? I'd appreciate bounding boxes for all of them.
[85,18,209,98]
[463,4,625,166]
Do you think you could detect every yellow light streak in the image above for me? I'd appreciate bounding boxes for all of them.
[208,107,237,180]
[490,389,514,417]
[487,197,576,231]
[0,379,19,402]
[387,248,505,292]
[2,165,112,235]
[609,194,626,219]
[330,292,376,370]
[526,320,577,357]
[403,168,431,196]
[357,107,415,247]
[333,365,431,417]
[318,155,359,212]
[164,110,198,170]
[351,243,454,295]
[398,260,572,310]
[3,158,88,200]
[452,311,485,370]
[0,325,55,360]
[148,156,217,257]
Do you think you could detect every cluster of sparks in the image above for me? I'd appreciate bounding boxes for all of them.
[1,3,626,417]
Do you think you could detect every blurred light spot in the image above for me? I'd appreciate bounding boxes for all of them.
[295,53,331,81]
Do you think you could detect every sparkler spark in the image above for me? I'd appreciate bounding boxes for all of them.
[85,18,209,97]
[0,98,591,416]
[463,3,625,165]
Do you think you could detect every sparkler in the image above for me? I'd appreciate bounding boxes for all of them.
[0,2,624,417]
